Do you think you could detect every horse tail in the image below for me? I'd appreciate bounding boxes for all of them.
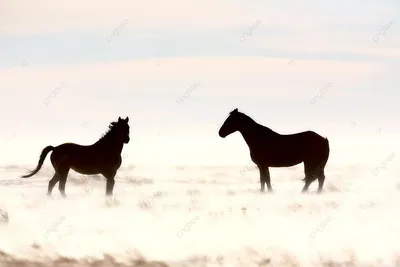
[21,146,54,178]
[324,138,330,161]
[319,138,330,173]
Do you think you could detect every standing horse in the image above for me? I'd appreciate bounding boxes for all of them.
[21,117,130,197]
[218,109,329,193]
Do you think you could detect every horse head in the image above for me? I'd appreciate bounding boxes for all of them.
[218,108,241,138]
[110,116,130,144]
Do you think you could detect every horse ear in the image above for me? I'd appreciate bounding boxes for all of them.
[230,108,238,114]
[125,117,129,122]
[118,117,122,122]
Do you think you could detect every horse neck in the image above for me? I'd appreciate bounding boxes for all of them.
[94,136,124,154]
[238,119,276,147]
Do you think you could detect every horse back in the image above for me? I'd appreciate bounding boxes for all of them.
[250,130,329,166]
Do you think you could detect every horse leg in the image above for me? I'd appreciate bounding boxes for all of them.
[258,166,272,193]
[301,177,313,193]
[302,163,316,193]
[264,167,273,192]
[310,160,327,193]
[317,171,325,193]
[58,169,70,197]
[48,173,60,196]
[106,178,115,196]
[257,165,265,192]
[103,170,117,196]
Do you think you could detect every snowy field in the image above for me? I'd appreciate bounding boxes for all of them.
[0,162,399,267]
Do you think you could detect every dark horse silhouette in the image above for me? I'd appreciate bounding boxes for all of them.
[218,109,329,193]
[21,117,130,197]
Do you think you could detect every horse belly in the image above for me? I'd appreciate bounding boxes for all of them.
[69,154,105,175]
[71,165,101,175]
[254,147,303,167]
[272,148,304,166]
[268,158,303,167]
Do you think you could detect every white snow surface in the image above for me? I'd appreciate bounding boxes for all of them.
[0,163,399,267]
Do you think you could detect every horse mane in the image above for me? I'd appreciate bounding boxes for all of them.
[239,112,277,135]
[238,112,256,124]
[98,122,118,141]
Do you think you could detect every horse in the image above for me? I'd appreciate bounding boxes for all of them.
[218,108,330,193]
[21,116,130,197]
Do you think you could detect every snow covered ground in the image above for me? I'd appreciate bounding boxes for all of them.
[0,162,399,266]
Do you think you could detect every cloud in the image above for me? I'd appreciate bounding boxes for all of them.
[0,57,383,101]
[1,0,396,36]
[249,35,400,59]
[0,56,389,144]
[0,0,266,35]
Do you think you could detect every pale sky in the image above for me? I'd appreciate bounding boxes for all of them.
[0,0,399,166]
